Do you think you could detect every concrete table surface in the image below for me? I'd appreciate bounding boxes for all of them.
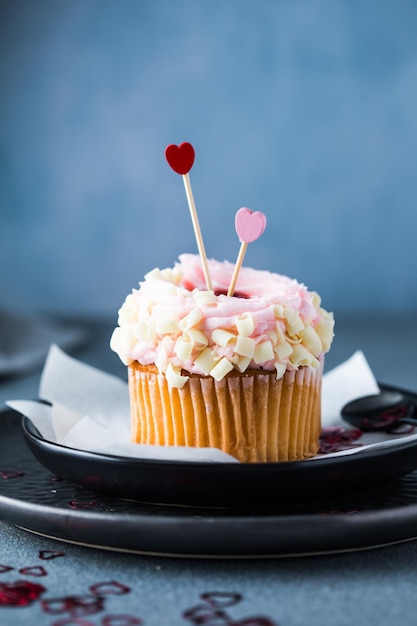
[0,313,417,625]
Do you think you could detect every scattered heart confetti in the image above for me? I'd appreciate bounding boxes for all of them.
[200,591,241,608]
[90,581,131,596]
[0,580,46,607]
[184,592,276,626]
[235,207,267,243]
[68,500,100,510]
[165,142,195,175]
[0,470,25,479]
[38,550,65,560]
[41,593,104,616]
[19,566,47,577]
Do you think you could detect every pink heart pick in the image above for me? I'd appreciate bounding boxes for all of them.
[235,207,267,243]
[165,142,195,175]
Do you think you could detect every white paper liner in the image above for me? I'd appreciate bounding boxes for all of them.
[6,344,417,463]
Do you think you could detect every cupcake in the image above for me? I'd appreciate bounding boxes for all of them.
[110,253,334,462]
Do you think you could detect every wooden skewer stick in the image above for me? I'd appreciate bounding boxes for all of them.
[227,241,247,297]
[182,172,212,291]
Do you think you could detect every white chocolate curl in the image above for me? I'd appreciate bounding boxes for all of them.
[110,254,335,388]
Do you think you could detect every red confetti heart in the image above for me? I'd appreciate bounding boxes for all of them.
[38,550,65,560]
[0,470,25,479]
[89,581,130,596]
[19,566,47,577]
[0,580,45,606]
[235,207,267,243]
[201,591,241,608]
[165,142,195,175]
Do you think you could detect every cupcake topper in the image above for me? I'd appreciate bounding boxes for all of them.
[227,207,267,297]
[165,142,212,291]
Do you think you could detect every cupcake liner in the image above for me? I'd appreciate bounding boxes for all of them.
[128,362,323,463]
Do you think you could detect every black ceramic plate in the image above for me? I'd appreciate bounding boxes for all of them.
[3,408,417,557]
[18,382,417,508]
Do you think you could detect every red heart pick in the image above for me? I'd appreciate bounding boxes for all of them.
[235,207,267,243]
[165,142,195,175]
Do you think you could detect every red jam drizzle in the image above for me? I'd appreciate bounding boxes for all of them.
[214,289,249,299]
[318,426,363,454]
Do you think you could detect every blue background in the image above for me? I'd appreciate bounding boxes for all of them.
[1,0,416,316]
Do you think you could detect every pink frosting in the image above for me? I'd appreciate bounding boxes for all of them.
[177,254,320,322]
[110,254,334,387]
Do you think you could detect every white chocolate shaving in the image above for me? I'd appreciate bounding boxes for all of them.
[316,317,335,352]
[274,341,293,360]
[266,330,278,345]
[235,313,255,336]
[160,267,181,284]
[132,322,150,341]
[212,328,236,347]
[299,326,322,357]
[155,317,179,334]
[194,347,219,375]
[235,355,252,373]
[311,291,322,308]
[110,328,134,365]
[165,363,189,388]
[194,290,217,306]
[186,329,208,347]
[275,321,287,344]
[235,335,256,359]
[210,357,234,381]
[274,362,287,379]
[144,268,164,281]
[290,344,319,369]
[154,346,169,371]
[179,308,203,330]
[118,294,139,325]
[284,308,305,335]
[253,341,275,364]
[174,337,194,361]
[274,304,284,318]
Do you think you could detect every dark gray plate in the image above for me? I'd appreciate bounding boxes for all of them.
[2,403,417,557]
[19,383,417,508]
